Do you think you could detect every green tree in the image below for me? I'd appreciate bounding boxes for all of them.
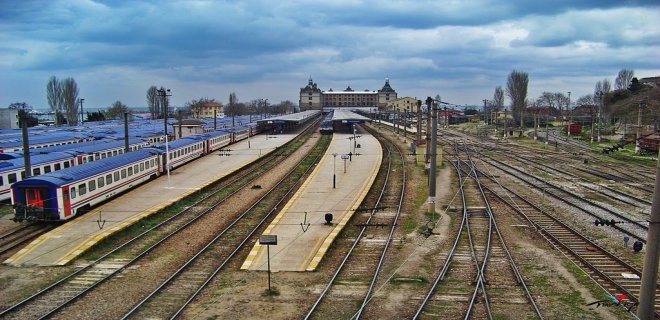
[105,101,129,119]
[506,70,529,129]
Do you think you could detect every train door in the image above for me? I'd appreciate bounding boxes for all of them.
[25,188,44,207]
[61,186,72,218]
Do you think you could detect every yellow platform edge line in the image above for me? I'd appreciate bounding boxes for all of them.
[305,135,382,271]
[241,135,337,271]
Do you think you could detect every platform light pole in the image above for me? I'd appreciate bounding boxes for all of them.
[332,153,337,188]
[158,88,172,137]
[79,98,84,125]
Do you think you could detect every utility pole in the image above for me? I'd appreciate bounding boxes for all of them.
[637,147,660,319]
[636,101,643,154]
[483,99,488,126]
[425,97,432,164]
[567,91,572,136]
[545,104,550,145]
[177,109,183,139]
[597,90,603,142]
[124,112,129,153]
[428,98,438,215]
[416,100,422,145]
[20,111,31,179]
[158,88,171,137]
[80,98,85,125]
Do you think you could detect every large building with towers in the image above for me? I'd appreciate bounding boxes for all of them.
[299,78,397,111]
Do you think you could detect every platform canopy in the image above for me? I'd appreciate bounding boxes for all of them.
[332,109,371,124]
[256,110,321,125]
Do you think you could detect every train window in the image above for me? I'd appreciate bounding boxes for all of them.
[98,177,104,188]
[101,153,107,159]
[20,171,25,180]
[95,154,100,160]
[134,164,138,173]
[121,169,127,179]
[106,174,112,184]
[128,167,133,176]
[150,159,155,167]
[0,176,3,186]
[112,150,118,156]
[89,180,96,191]
[64,161,70,168]
[44,166,52,173]
[33,168,41,175]
[140,163,145,171]
[79,183,86,196]
[114,172,120,181]
[88,155,93,162]
[71,187,76,199]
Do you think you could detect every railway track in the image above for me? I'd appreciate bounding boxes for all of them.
[120,132,328,319]
[0,223,55,258]
[466,150,660,316]
[304,125,406,319]
[0,125,322,319]
[414,143,542,319]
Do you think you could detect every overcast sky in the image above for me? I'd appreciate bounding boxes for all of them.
[1,0,658,110]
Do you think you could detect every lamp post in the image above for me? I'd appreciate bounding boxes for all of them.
[79,98,84,125]
[332,153,337,188]
[157,88,172,136]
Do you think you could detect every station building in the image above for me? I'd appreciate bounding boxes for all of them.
[299,78,397,112]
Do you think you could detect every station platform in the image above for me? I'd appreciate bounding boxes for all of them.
[241,130,382,272]
[5,132,297,266]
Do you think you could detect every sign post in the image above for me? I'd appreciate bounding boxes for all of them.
[259,234,277,292]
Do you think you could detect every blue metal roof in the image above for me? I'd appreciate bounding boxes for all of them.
[0,152,75,173]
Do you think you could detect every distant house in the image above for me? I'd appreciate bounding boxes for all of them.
[640,76,660,88]
[171,119,206,138]
[191,101,223,119]
[0,108,20,129]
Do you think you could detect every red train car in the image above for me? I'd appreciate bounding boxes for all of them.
[565,123,582,135]
[639,132,660,152]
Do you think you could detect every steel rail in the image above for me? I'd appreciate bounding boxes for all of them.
[121,130,326,319]
[304,127,395,320]
[354,128,406,319]
[413,143,469,319]
[0,125,313,319]
[466,148,544,319]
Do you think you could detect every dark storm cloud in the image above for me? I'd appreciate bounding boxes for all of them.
[0,0,658,108]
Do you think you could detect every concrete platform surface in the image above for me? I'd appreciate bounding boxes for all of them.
[241,130,382,272]
[5,132,296,266]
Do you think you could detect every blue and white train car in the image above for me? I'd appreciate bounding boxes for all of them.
[11,149,162,221]
[0,152,77,202]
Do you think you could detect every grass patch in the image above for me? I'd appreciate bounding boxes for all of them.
[389,275,428,285]
[261,287,280,296]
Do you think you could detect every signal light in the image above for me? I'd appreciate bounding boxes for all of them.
[633,241,643,253]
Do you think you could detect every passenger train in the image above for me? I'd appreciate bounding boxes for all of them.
[11,125,258,221]
[319,112,334,135]
[0,139,152,201]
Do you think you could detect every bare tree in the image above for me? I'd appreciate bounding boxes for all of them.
[506,70,529,130]
[493,86,504,110]
[46,76,64,125]
[146,86,160,119]
[615,69,634,90]
[61,77,79,125]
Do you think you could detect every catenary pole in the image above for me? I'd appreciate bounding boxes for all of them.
[637,148,660,319]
